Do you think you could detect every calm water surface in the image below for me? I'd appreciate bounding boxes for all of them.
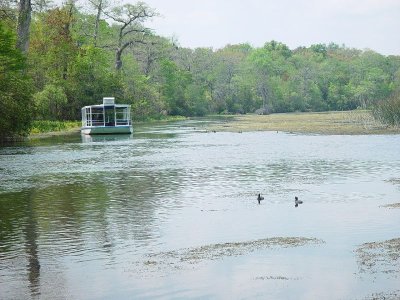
[1,119,400,299]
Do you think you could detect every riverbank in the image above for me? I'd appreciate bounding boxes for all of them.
[26,111,399,140]
[206,110,400,135]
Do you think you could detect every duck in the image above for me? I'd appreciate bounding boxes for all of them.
[295,196,303,207]
[257,193,264,204]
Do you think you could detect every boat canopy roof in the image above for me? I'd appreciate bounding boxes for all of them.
[81,97,131,110]
[81,104,131,109]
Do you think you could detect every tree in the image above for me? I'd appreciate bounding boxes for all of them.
[34,84,67,120]
[103,2,157,71]
[29,5,78,85]
[248,41,292,112]
[160,59,192,115]
[87,0,110,46]
[1,0,18,27]
[16,0,32,53]
[0,21,34,139]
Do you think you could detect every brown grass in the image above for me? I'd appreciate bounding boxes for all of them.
[207,111,400,135]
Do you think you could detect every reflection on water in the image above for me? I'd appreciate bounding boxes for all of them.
[81,133,133,143]
[0,120,400,299]
[25,190,40,297]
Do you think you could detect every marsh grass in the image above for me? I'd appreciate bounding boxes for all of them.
[206,111,399,135]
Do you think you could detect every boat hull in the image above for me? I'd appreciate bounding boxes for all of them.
[81,125,133,135]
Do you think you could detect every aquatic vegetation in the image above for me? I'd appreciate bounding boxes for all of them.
[356,238,400,275]
[361,290,400,300]
[147,237,324,265]
[385,178,400,185]
[381,203,400,209]
[255,275,300,281]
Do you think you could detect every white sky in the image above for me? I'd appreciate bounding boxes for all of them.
[138,0,400,55]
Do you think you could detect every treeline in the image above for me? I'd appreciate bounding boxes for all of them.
[1,1,400,138]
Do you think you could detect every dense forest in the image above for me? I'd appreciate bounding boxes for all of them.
[1,0,400,139]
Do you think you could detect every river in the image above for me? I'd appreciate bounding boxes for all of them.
[1,119,399,299]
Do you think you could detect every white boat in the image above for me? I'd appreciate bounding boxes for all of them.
[81,97,133,135]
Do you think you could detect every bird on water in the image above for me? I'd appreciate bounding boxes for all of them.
[295,196,303,207]
[257,193,264,204]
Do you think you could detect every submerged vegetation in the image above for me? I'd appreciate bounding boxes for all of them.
[1,1,400,140]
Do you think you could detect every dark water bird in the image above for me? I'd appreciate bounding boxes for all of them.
[257,193,264,204]
[295,196,303,207]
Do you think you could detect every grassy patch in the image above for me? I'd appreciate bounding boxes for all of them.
[206,111,400,135]
[30,120,81,134]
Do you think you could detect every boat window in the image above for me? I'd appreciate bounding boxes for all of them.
[92,107,104,126]
[104,107,115,126]
[116,107,130,125]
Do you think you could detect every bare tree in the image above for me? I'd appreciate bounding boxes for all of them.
[103,2,157,71]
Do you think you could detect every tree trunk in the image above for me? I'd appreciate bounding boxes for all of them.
[16,0,32,53]
[93,0,102,47]
[115,48,123,70]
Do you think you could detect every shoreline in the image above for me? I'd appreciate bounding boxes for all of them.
[28,127,81,140]
[25,111,400,140]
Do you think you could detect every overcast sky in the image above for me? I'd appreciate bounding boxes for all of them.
[140,0,400,55]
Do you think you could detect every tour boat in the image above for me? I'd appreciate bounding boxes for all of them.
[81,97,133,135]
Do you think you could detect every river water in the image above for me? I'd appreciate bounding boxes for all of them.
[1,119,399,299]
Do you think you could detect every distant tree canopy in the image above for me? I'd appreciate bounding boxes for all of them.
[1,1,400,138]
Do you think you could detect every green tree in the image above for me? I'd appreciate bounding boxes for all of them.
[160,59,192,116]
[34,84,67,120]
[248,41,292,113]
[0,21,34,139]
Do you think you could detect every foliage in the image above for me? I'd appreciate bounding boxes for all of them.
[34,84,67,120]
[0,20,34,139]
[30,120,81,133]
[1,1,400,137]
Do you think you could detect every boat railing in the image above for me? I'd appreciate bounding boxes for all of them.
[84,119,131,127]
[116,119,131,126]
[91,120,105,126]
